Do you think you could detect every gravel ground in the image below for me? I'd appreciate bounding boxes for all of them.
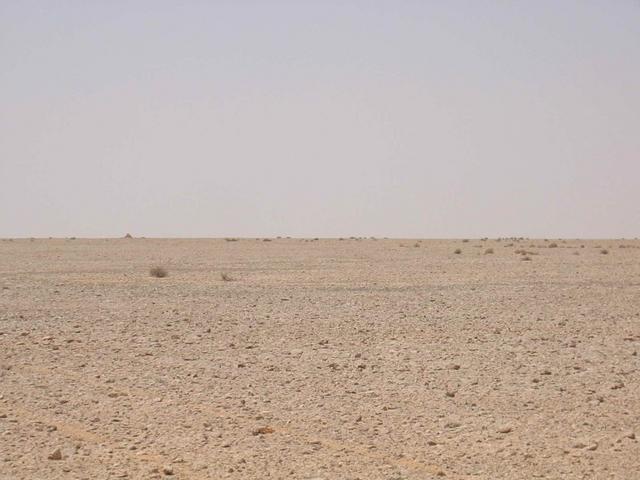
[1,237,639,479]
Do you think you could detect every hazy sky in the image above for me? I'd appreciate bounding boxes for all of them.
[1,1,639,238]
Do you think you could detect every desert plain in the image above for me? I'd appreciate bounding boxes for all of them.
[1,237,639,480]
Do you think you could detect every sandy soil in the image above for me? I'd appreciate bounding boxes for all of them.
[1,238,639,480]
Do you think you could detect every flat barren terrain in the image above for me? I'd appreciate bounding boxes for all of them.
[1,238,639,480]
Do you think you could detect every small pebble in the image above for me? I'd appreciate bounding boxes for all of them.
[48,448,62,460]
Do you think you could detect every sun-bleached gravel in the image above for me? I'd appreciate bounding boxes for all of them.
[1,237,639,479]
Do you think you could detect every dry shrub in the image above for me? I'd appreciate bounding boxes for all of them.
[548,243,558,248]
[220,272,234,281]
[454,248,462,254]
[149,266,168,278]
[484,248,494,254]
[521,256,532,261]
[600,249,609,255]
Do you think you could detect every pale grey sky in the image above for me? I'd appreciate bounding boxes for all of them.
[1,1,639,238]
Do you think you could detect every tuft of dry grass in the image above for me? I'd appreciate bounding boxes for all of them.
[454,248,462,254]
[149,266,168,278]
[548,243,558,248]
[484,248,494,254]
[600,249,609,255]
[220,272,234,281]
[521,256,532,261]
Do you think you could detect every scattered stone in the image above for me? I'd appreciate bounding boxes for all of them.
[162,466,174,475]
[48,448,62,460]
[253,426,275,435]
[497,425,512,434]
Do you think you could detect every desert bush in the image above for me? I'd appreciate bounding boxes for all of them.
[484,248,494,254]
[149,266,168,278]
[521,256,532,261]
[600,249,609,255]
[220,272,234,281]
[454,248,462,254]
[548,243,558,248]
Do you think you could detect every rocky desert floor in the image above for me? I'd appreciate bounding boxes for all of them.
[1,237,639,480]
